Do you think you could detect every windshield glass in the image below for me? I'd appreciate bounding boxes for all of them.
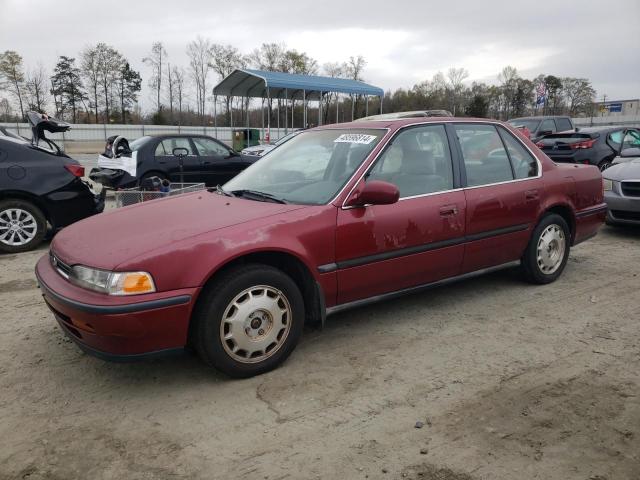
[507,119,540,132]
[224,129,385,205]
[130,136,151,151]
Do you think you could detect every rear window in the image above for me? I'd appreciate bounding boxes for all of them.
[129,136,152,151]
[556,118,573,131]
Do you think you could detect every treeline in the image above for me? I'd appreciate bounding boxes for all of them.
[0,41,597,126]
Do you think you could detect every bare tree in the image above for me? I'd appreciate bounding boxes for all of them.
[322,62,343,123]
[25,62,49,112]
[0,50,26,119]
[80,45,101,123]
[50,56,86,122]
[343,55,367,118]
[446,67,469,115]
[143,42,167,114]
[186,36,213,122]
[96,44,124,122]
[165,62,175,122]
[210,44,246,123]
[562,77,596,115]
[172,66,186,125]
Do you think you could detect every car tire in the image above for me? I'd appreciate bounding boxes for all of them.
[0,198,47,253]
[192,264,305,378]
[521,213,570,284]
[598,159,613,171]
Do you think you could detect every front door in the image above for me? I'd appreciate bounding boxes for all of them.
[154,137,200,183]
[453,123,543,273]
[191,136,244,186]
[335,124,466,304]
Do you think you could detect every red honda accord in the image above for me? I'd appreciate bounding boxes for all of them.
[36,119,606,377]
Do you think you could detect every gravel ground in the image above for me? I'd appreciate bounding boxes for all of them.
[0,226,638,480]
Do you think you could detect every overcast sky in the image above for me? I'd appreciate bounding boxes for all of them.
[1,0,638,110]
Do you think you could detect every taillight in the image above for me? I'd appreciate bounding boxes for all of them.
[64,164,85,177]
[570,139,596,149]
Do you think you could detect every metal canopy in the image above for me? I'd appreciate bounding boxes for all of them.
[213,68,384,100]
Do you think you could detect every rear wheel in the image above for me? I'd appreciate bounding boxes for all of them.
[192,264,304,378]
[0,199,47,253]
[521,213,570,284]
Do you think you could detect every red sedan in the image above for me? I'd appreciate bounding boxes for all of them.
[36,118,606,377]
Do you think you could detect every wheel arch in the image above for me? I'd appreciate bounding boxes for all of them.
[541,203,576,244]
[0,190,52,225]
[189,250,324,340]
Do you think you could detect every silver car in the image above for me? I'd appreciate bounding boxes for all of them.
[241,130,302,157]
[603,151,640,225]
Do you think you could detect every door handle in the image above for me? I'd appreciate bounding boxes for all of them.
[525,189,539,201]
[439,204,458,216]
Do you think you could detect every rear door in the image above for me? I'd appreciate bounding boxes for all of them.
[153,137,200,182]
[335,124,466,304]
[453,123,543,273]
[191,137,244,185]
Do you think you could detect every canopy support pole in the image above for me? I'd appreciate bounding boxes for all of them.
[213,94,217,138]
[351,95,355,121]
[380,95,383,114]
[365,96,369,116]
[319,91,322,126]
[303,90,307,128]
[284,88,288,135]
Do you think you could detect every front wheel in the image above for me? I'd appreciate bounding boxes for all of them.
[521,214,570,284]
[192,264,304,378]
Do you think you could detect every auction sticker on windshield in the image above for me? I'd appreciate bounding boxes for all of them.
[334,133,378,144]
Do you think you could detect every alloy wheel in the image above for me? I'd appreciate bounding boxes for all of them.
[0,208,38,246]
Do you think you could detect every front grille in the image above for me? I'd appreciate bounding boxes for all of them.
[610,210,640,221]
[50,251,72,278]
[621,181,640,197]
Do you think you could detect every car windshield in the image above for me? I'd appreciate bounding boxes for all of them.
[507,119,540,131]
[224,128,385,205]
[129,136,151,151]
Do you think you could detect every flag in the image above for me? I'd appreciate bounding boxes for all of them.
[536,82,546,106]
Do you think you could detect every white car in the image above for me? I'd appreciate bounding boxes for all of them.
[241,130,302,157]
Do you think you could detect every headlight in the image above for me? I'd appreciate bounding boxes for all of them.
[603,178,613,191]
[69,265,156,295]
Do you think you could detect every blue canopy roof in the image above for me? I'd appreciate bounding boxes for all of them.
[213,68,384,100]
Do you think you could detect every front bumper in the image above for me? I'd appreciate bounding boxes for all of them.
[35,254,199,360]
[605,189,640,225]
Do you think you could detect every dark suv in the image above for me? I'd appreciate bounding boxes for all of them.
[507,116,575,142]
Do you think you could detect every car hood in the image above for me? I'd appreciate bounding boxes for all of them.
[604,158,640,181]
[242,145,274,154]
[51,191,305,270]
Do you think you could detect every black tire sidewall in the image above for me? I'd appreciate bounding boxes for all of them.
[523,213,570,284]
[194,265,305,378]
[0,199,46,253]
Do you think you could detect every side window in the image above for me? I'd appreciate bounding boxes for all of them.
[155,137,194,157]
[192,137,230,156]
[622,130,640,149]
[608,130,625,150]
[455,124,514,187]
[498,127,538,179]
[367,124,454,198]
[556,118,573,132]
[539,119,556,134]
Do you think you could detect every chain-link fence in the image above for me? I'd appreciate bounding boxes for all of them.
[110,183,206,209]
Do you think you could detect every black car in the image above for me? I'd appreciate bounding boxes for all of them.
[535,126,640,171]
[0,113,103,253]
[90,134,257,188]
[507,116,576,142]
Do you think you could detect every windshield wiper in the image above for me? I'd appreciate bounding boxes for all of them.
[208,184,234,197]
[231,189,288,204]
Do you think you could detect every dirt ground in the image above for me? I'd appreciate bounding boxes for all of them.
[0,226,639,480]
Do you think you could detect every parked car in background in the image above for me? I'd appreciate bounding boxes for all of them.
[507,116,575,142]
[240,130,303,157]
[0,114,103,253]
[37,118,605,377]
[603,152,640,225]
[535,126,640,171]
[361,110,453,121]
[89,134,257,189]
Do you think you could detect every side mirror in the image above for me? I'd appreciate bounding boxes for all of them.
[346,180,399,207]
[173,147,189,158]
[539,130,553,137]
[620,147,640,158]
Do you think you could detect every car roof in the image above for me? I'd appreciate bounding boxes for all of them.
[314,117,500,130]
[508,116,570,120]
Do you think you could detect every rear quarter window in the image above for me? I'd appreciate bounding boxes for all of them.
[556,118,573,131]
